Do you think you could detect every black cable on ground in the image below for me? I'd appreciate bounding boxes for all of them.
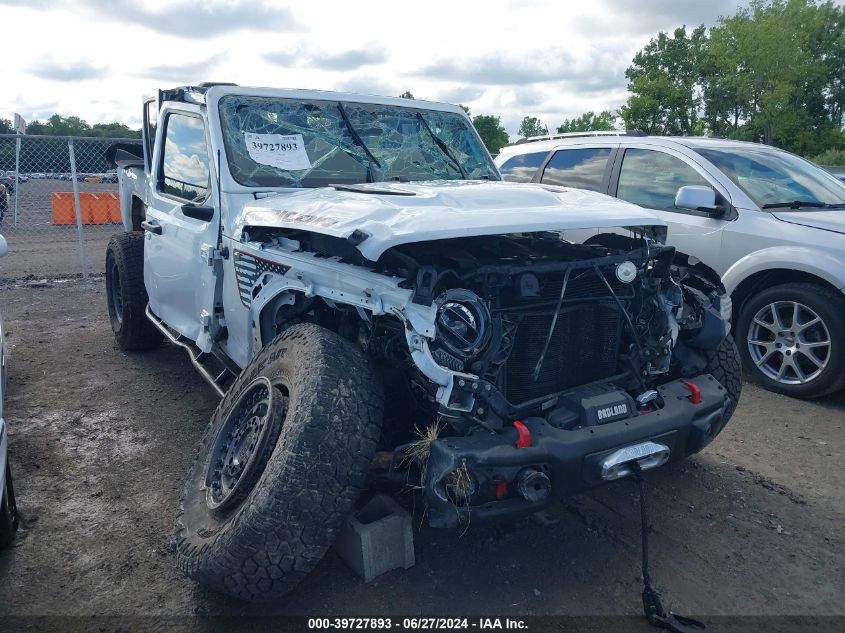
[632,462,707,633]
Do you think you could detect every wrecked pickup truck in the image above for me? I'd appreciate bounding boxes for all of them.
[106,84,741,604]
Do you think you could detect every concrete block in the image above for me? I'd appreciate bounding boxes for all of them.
[334,493,415,582]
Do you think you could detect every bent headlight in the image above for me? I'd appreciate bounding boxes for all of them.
[433,289,491,359]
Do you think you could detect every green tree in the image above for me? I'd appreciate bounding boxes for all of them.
[471,114,510,154]
[25,114,140,138]
[91,122,141,139]
[46,114,92,136]
[0,118,12,134]
[398,90,414,99]
[810,148,845,165]
[620,25,708,135]
[25,120,47,135]
[706,0,841,152]
[557,110,617,133]
[517,116,548,138]
[459,104,471,116]
[620,1,845,155]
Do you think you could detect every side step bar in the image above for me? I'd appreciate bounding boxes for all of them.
[145,305,234,398]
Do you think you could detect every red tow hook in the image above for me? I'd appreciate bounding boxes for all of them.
[513,420,531,448]
[681,380,702,405]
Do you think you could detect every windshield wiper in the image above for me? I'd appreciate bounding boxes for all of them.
[337,102,382,183]
[415,112,468,179]
[761,200,842,210]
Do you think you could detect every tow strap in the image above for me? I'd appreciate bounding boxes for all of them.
[632,463,707,633]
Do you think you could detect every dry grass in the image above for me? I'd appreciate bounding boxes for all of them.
[403,423,473,534]
[403,421,443,467]
[447,459,474,536]
[402,422,444,529]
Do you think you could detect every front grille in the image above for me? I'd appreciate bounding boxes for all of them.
[537,268,633,301]
[504,303,622,404]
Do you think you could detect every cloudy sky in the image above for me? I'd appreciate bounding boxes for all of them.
[1,0,743,138]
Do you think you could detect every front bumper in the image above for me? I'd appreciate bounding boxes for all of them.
[424,374,729,528]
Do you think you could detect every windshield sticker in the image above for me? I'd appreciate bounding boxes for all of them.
[243,132,312,170]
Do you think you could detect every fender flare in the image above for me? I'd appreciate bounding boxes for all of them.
[720,246,845,296]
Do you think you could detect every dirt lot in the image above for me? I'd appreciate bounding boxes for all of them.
[0,279,842,628]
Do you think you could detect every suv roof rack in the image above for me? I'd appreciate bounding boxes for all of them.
[513,130,647,145]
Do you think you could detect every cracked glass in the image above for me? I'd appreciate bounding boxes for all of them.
[219,96,499,188]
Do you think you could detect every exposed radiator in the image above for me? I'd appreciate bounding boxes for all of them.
[504,303,622,403]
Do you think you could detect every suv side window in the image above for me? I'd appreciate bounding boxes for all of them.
[499,151,548,182]
[159,113,210,203]
[617,148,710,211]
[540,148,611,192]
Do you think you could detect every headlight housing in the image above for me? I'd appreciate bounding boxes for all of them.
[433,289,491,361]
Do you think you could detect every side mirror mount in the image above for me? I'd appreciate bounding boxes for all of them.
[181,204,215,222]
[675,185,721,215]
[0,234,7,257]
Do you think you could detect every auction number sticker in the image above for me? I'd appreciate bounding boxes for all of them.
[244,132,312,170]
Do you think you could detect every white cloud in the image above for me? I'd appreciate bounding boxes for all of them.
[0,0,743,137]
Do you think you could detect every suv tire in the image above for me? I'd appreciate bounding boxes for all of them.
[106,233,162,351]
[700,334,742,434]
[174,323,384,602]
[737,283,845,398]
[0,463,18,549]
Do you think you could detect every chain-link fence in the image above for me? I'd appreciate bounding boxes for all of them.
[0,133,141,280]
[1,134,843,281]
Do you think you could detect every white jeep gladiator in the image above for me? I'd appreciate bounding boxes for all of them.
[106,84,741,604]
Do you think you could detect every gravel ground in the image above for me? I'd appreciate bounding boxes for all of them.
[0,279,842,629]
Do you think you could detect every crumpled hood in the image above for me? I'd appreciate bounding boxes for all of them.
[237,180,665,261]
[772,210,845,236]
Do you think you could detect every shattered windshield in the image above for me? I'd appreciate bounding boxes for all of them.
[218,96,499,188]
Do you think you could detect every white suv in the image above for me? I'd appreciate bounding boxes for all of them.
[496,133,845,398]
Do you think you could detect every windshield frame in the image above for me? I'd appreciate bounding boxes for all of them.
[213,93,500,189]
[694,145,845,211]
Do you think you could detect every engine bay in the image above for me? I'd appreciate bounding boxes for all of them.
[250,229,729,444]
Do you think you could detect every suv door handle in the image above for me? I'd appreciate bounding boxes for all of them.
[141,220,162,235]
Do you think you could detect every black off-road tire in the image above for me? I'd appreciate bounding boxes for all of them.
[175,323,384,602]
[105,233,162,351]
[736,283,845,399]
[0,463,19,549]
[700,334,743,435]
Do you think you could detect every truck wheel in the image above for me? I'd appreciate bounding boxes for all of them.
[0,463,19,549]
[737,283,845,399]
[106,233,162,351]
[699,334,742,435]
[175,323,384,602]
